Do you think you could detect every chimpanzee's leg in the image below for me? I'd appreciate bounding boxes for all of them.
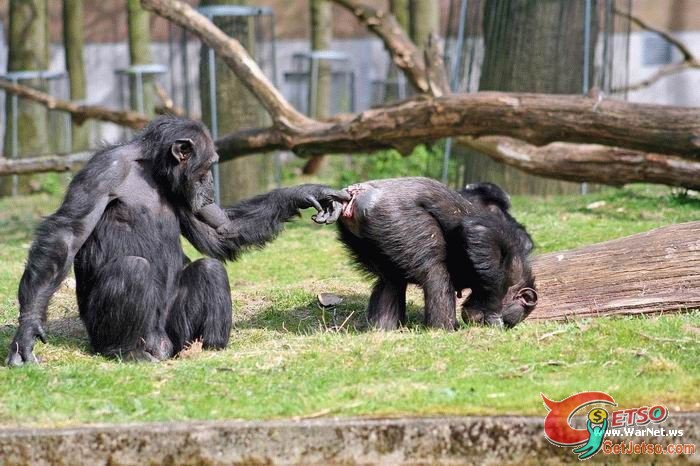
[166,258,232,354]
[80,256,165,361]
[367,278,407,330]
[421,263,457,329]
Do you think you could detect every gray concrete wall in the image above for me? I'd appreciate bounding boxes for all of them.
[0,414,698,465]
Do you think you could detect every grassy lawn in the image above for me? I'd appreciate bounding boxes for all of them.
[0,184,698,427]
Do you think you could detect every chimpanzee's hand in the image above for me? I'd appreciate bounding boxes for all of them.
[6,320,46,367]
[312,201,343,224]
[291,184,350,224]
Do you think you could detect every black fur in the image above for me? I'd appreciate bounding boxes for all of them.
[336,178,536,330]
[7,116,347,366]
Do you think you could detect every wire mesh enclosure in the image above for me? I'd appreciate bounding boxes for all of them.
[441,0,633,194]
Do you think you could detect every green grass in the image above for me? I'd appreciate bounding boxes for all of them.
[0,184,698,427]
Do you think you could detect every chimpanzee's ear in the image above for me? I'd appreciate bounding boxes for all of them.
[171,138,194,163]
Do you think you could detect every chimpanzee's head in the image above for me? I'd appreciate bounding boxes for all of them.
[459,183,538,328]
[146,116,220,212]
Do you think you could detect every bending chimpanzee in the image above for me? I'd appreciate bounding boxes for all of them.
[321,177,536,330]
[7,116,348,366]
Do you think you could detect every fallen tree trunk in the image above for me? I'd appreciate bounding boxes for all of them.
[461,136,700,191]
[530,221,700,320]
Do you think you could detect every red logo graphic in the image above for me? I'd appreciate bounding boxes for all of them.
[542,392,617,446]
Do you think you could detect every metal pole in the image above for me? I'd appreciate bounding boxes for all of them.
[309,56,319,117]
[169,22,176,98]
[208,46,221,205]
[136,71,144,114]
[119,73,129,140]
[441,0,469,184]
[583,0,592,95]
[581,0,592,195]
[182,27,191,117]
[270,14,282,188]
[11,77,19,196]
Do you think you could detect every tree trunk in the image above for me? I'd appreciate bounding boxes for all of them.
[529,221,700,320]
[391,0,410,31]
[382,0,411,102]
[199,0,273,205]
[0,0,50,196]
[409,0,439,51]
[460,0,597,195]
[63,0,89,151]
[302,0,333,175]
[127,0,156,116]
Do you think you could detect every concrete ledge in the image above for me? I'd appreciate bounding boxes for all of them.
[0,414,698,465]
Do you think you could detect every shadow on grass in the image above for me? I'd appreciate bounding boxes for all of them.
[234,292,430,334]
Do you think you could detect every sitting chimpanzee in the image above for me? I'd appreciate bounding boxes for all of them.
[7,116,347,366]
[318,177,536,330]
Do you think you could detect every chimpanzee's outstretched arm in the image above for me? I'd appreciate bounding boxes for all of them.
[180,184,349,261]
[7,152,126,367]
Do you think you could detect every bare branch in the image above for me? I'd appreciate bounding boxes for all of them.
[615,60,699,93]
[615,8,693,61]
[0,80,149,129]
[0,152,92,175]
[331,0,430,93]
[613,8,699,93]
[140,0,312,128]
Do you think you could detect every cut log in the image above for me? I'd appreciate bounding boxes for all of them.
[529,221,700,320]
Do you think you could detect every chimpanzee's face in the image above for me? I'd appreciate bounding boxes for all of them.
[169,133,219,212]
[500,282,538,327]
[461,257,537,329]
[461,285,537,328]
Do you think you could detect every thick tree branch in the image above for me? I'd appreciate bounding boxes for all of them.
[530,221,700,320]
[215,93,700,159]
[329,0,700,184]
[140,0,312,128]
[0,80,149,129]
[460,136,700,191]
[0,152,92,175]
[331,0,430,93]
